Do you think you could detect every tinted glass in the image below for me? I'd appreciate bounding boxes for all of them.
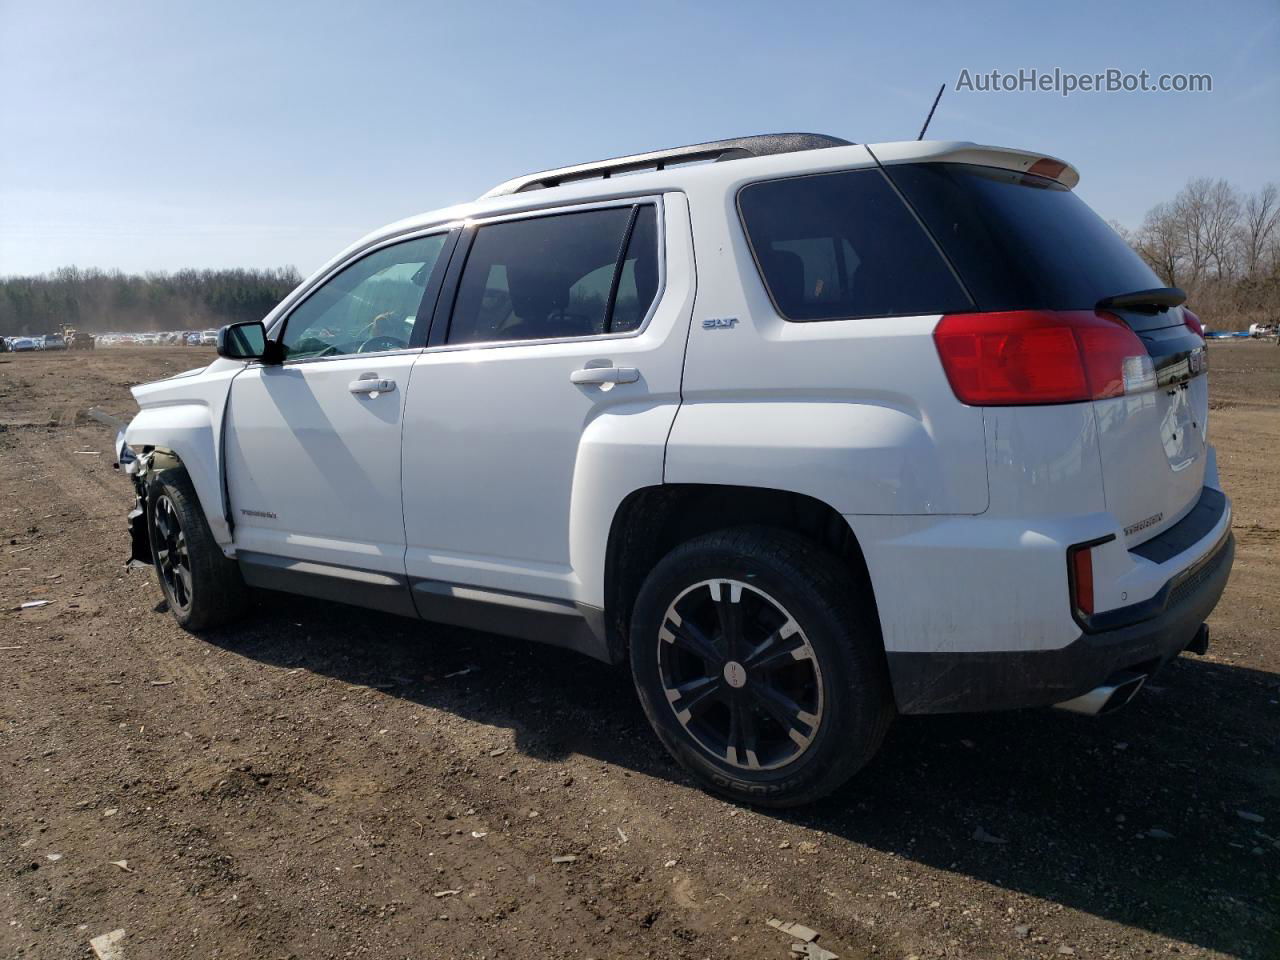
[448,206,650,344]
[887,163,1164,311]
[738,169,970,321]
[609,206,660,333]
[281,233,446,360]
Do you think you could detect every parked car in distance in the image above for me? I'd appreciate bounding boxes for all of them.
[199,329,219,345]
[120,133,1233,806]
[41,333,67,350]
[10,336,41,352]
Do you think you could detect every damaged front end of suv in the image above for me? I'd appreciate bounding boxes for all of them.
[115,429,170,569]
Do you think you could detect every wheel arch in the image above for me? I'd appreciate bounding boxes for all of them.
[603,483,881,661]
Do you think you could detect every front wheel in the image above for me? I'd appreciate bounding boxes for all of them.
[629,527,893,807]
[147,468,249,630]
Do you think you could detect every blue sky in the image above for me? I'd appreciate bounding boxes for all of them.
[2,0,1277,276]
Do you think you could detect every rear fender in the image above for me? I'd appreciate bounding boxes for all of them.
[664,399,986,516]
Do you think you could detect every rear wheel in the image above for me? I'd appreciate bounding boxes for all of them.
[147,468,249,630]
[629,527,893,807]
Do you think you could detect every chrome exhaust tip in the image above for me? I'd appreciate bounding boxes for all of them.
[1054,671,1147,716]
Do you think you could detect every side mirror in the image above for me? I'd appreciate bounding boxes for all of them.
[216,321,275,362]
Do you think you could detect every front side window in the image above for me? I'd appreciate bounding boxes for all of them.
[447,204,659,345]
[738,169,970,321]
[281,233,447,360]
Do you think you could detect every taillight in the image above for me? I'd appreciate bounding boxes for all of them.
[1182,307,1204,338]
[1026,157,1068,182]
[933,310,1154,406]
[1068,544,1095,617]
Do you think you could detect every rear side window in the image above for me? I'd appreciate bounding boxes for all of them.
[738,169,970,321]
[885,163,1163,311]
[610,206,659,333]
[447,204,660,345]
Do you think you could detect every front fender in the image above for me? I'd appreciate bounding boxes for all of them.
[125,365,242,549]
[126,404,229,545]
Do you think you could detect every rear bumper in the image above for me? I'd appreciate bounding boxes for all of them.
[887,529,1234,714]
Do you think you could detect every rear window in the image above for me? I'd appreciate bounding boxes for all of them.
[446,204,659,345]
[737,169,970,321]
[885,163,1163,311]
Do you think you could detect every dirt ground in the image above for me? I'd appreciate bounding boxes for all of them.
[1,343,1276,960]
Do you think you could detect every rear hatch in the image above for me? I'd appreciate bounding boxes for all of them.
[884,158,1208,545]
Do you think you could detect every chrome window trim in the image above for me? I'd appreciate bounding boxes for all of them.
[428,195,667,354]
[267,224,460,365]
[276,346,424,367]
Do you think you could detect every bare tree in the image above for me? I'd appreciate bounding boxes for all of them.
[1173,178,1241,285]
[1135,202,1185,288]
[1240,183,1280,279]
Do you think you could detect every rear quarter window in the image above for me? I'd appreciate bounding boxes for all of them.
[737,169,971,321]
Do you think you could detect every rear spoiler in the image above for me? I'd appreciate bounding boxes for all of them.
[1096,287,1187,312]
[865,140,1081,189]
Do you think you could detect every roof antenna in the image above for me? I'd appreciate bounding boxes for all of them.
[917,83,945,140]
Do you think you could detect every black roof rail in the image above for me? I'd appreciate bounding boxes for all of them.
[480,132,854,198]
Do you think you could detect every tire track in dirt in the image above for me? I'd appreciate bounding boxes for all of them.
[9,425,739,957]
[18,427,257,715]
[2,432,386,958]
[5,347,1277,959]
[18,422,725,949]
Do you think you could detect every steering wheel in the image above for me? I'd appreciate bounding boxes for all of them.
[356,335,407,354]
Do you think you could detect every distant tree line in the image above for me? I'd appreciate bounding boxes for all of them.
[1114,179,1280,331]
[0,266,303,338]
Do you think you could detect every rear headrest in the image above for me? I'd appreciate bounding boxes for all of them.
[507,265,568,323]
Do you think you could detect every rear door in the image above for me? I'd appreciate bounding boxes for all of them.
[888,161,1209,542]
[400,195,692,604]
[224,230,452,604]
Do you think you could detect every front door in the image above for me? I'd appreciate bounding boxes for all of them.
[224,231,451,611]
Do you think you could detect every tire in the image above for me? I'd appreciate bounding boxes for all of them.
[146,468,249,630]
[629,527,893,807]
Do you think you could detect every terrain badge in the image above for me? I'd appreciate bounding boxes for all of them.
[1124,513,1163,537]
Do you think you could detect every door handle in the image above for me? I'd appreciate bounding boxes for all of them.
[569,366,639,386]
[348,376,397,395]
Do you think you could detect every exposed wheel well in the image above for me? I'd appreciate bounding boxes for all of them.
[604,484,879,660]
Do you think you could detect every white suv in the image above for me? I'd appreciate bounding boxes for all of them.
[120,134,1233,806]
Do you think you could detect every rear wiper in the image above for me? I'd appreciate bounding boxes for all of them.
[1096,287,1186,313]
